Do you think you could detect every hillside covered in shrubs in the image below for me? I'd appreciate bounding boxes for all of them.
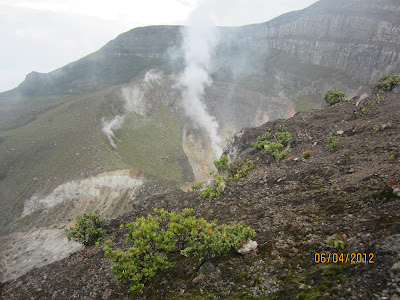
[1,88,400,299]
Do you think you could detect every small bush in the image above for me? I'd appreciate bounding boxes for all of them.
[201,185,223,200]
[206,156,253,200]
[266,133,292,160]
[104,208,256,292]
[326,233,347,249]
[252,132,271,149]
[253,131,293,164]
[201,174,224,200]
[213,155,229,174]
[213,155,254,184]
[376,120,393,132]
[277,132,293,145]
[325,88,346,106]
[303,150,311,159]
[181,221,256,263]
[191,183,203,191]
[372,73,400,94]
[326,134,340,152]
[66,212,107,246]
[227,159,254,181]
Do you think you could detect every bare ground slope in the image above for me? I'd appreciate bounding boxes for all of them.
[1,92,399,299]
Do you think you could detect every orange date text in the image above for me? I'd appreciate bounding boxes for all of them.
[314,253,374,264]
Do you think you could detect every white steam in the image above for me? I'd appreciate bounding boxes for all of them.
[178,3,223,158]
[144,69,162,85]
[105,70,163,148]
[122,86,147,115]
[122,69,163,116]
[102,115,124,149]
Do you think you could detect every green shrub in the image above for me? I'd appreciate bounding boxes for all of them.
[104,208,256,292]
[252,132,271,149]
[66,212,107,246]
[265,141,291,160]
[201,185,223,200]
[213,155,254,184]
[227,159,254,181]
[326,134,340,152]
[325,88,346,106]
[253,131,293,163]
[181,220,256,263]
[277,131,293,145]
[372,73,400,94]
[201,174,224,200]
[264,141,283,154]
[206,156,254,200]
[191,183,203,191]
[326,234,347,249]
[374,120,393,132]
[213,154,229,174]
[303,150,311,159]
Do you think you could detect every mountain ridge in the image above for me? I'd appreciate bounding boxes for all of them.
[3,0,400,98]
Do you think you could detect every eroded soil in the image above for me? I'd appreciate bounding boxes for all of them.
[1,92,399,299]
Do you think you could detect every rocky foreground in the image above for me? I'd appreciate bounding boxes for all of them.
[1,92,400,299]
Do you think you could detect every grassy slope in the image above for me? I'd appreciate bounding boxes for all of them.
[116,104,190,183]
[46,55,165,95]
[0,95,76,130]
[0,85,191,235]
[0,87,126,233]
[0,53,165,130]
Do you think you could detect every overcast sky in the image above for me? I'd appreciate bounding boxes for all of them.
[0,0,318,92]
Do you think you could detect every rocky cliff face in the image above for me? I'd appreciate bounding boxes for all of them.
[246,0,400,83]
[102,25,181,59]
[99,0,400,86]
[6,0,400,97]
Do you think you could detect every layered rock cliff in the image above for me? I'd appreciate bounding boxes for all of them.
[246,0,400,83]
[5,0,400,97]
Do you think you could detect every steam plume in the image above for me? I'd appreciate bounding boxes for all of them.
[122,69,163,116]
[144,69,162,85]
[102,115,124,149]
[178,3,223,158]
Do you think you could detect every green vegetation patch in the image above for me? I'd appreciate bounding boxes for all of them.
[201,174,224,200]
[253,131,293,163]
[325,88,346,106]
[104,208,256,292]
[372,73,400,94]
[326,134,340,152]
[116,103,189,183]
[66,212,108,246]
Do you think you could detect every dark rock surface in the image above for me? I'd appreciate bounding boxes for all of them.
[1,92,399,299]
